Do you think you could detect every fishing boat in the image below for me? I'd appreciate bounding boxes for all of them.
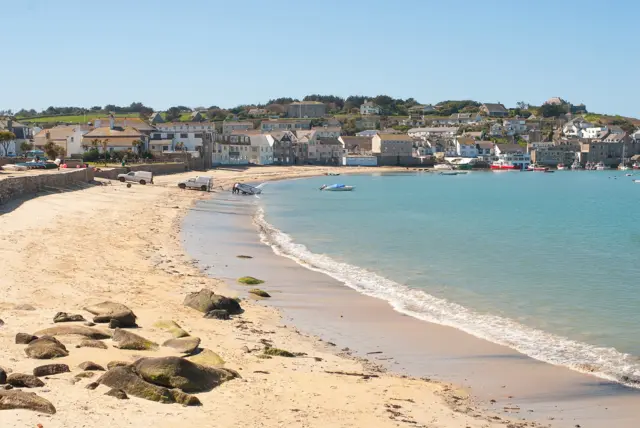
[557,163,566,170]
[571,160,583,170]
[596,162,606,171]
[320,184,355,191]
[633,162,640,170]
[618,144,630,170]
[527,163,549,172]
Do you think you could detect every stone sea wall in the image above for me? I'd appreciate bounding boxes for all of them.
[0,168,95,205]
[93,163,189,180]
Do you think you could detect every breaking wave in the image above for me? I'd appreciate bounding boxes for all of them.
[254,207,640,388]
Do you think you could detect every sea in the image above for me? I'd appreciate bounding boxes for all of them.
[254,170,640,387]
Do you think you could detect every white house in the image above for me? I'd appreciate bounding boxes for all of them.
[212,134,251,165]
[455,137,478,157]
[503,119,527,136]
[476,141,494,160]
[407,127,458,139]
[222,121,254,134]
[490,123,504,136]
[312,126,341,139]
[562,118,593,137]
[449,113,482,125]
[248,135,274,165]
[153,122,216,151]
[632,129,640,143]
[360,100,381,115]
[580,126,607,139]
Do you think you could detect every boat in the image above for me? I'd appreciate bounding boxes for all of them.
[434,164,453,171]
[491,160,527,170]
[571,160,583,170]
[234,183,262,195]
[557,163,566,170]
[439,171,459,176]
[595,162,606,171]
[634,179,640,183]
[633,162,640,170]
[618,144,630,170]
[326,172,340,176]
[527,163,549,172]
[320,184,354,191]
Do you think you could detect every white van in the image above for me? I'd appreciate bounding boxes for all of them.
[117,171,153,185]
[178,176,212,191]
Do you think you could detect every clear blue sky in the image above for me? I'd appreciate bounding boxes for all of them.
[3,0,639,116]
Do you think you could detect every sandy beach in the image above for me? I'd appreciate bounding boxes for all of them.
[0,166,535,428]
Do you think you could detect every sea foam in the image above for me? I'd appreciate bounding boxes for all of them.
[254,207,640,388]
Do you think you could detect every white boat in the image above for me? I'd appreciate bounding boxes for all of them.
[596,162,606,171]
[527,163,549,172]
[618,145,630,170]
[439,171,459,176]
[234,183,262,195]
[634,180,640,184]
[434,164,453,171]
[571,160,583,170]
[320,184,354,191]
[557,163,566,170]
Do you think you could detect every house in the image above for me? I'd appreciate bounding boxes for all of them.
[287,101,326,118]
[315,138,343,165]
[530,144,580,166]
[92,117,156,136]
[494,144,531,169]
[248,135,274,165]
[355,116,379,131]
[312,126,341,139]
[222,121,254,134]
[455,137,478,158]
[480,103,508,117]
[296,130,318,162]
[0,118,34,155]
[476,141,494,159]
[490,123,504,136]
[190,111,204,122]
[268,131,305,164]
[371,133,415,165]
[360,100,381,115]
[153,121,215,152]
[82,124,147,152]
[212,134,251,165]
[248,108,268,117]
[149,112,164,124]
[632,129,640,143]
[449,113,482,124]
[503,119,527,136]
[608,125,625,135]
[581,126,607,139]
[261,119,311,132]
[356,130,379,137]
[33,125,91,156]
[408,127,458,139]
[562,118,592,136]
[327,118,342,127]
[339,136,373,155]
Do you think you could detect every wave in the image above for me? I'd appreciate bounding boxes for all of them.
[253,207,640,388]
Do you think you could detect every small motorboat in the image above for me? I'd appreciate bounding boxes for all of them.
[320,184,354,191]
[634,179,640,184]
[557,163,566,170]
[439,171,459,176]
[326,172,340,176]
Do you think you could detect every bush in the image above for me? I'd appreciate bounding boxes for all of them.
[82,149,102,162]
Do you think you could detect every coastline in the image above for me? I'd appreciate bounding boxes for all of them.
[0,166,527,428]
[183,169,640,428]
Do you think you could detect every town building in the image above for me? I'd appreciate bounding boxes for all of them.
[212,134,251,165]
[449,113,482,124]
[407,127,458,139]
[342,155,378,166]
[315,138,343,165]
[490,123,504,136]
[82,123,147,152]
[356,130,379,137]
[360,100,381,115]
[261,119,311,132]
[149,112,164,124]
[562,118,592,136]
[531,144,580,166]
[0,118,33,156]
[476,141,494,160]
[355,116,379,131]
[581,126,608,139]
[312,126,341,139]
[493,144,531,170]
[455,137,478,157]
[153,122,215,152]
[287,101,326,118]
[503,119,527,136]
[248,134,274,165]
[339,136,373,155]
[190,111,204,122]
[222,121,254,134]
[480,103,508,117]
[268,131,307,165]
[371,133,415,165]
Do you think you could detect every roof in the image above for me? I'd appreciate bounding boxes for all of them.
[249,135,273,147]
[456,137,476,146]
[604,134,624,142]
[340,136,373,150]
[156,121,214,128]
[34,126,76,141]
[92,117,155,132]
[83,126,144,139]
[496,144,525,153]
[223,121,254,127]
[482,103,508,113]
[463,131,483,138]
[317,137,342,146]
[312,126,341,133]
[0,118,27,128]
[377,134,414,141]
[408,127,458,133]
[476,141,494,149]
[294,130,316,143]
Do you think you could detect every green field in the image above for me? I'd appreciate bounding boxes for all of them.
[17,113,139,124]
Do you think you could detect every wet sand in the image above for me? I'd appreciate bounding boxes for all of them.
[183,187,640,428]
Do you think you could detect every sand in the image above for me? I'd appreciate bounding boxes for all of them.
[0,166,545,427]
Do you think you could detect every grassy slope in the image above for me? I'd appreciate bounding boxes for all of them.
[17,113,139,124]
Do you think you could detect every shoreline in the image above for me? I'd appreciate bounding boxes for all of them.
[183,169,640,428]
[1,166,529,428]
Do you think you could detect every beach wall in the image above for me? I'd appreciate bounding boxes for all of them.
[0,168,95,205]
[93,162,189,180]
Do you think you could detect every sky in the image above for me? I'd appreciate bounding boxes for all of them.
[2,0,639,116]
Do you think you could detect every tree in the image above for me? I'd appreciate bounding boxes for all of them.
[132,140,145,154]
[20,141,34,153]
[0,130,16,156]
[539,103,567,118]
[99,139,110,164]
[43,141,60,159]
[165,107,181,122]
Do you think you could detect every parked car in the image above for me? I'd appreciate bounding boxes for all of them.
[117,171,153,185]
[178,176,212,191]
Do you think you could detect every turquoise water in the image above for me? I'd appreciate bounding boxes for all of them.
[256,171,640,385]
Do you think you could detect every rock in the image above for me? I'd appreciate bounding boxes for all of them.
[112,328,158,351]
[105,388,128,399]
[7,373,45,388]
[85,382,99,390]
[15,304,36,311]
[186,349,225,368]
[53,312,86,323]
[97,366,200,405]
[162,337,201,354]
[84,322,96,327]
[84,302,137,328]
[78,362,105,371]
[108,319,121,329]
[248,289,271,298]
[76,339,108,349]
[25,336,69,359]
[74,372,95,380]
[237,276,264,285]
[0,390,56,414]
[153,320,189,338]
[236,255,253,259]
[15,333,38,345]
[1,385,13,390]
[34,325,111,340]
[204,309,230,320]
[183,289,242,315]
[33,364,70,377]
[0,319,4,327]
[134,356,238,393]
[0,368,6,384]
[107,361,130,370]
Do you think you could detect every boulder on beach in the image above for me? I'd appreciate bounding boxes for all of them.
[7,373,45,388]
[33,364,70,377]
[15,333,38,345]
[25,336,69,359]
[162,337,201,354]
[0,390,56,414]
[153,320,189,338]
[204,309,230,320]
[76,339,108,349]
[53,312,86,323]
[248,289,271,298]
[84,301,137,328]
[237,276,264,285]
[112,328,158,351]
[97,366,200,406]
[34,325,111,340]
[0,368,6,385]
[107,361,130,370]
[78,361,105,371]
[184,289,242,314]
[134,356,238,393]
[186,349,225,368]
[74,372,95,380]
[105,388,128,399]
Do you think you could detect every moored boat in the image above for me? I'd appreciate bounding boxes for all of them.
[320,184,355,191]
[557,163,566,170]
[596,162,606,171]
[527,163,549,172]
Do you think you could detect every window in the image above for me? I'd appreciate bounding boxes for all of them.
[194,133,203,138]
[181,133,188,138]
[166,133,174,139]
